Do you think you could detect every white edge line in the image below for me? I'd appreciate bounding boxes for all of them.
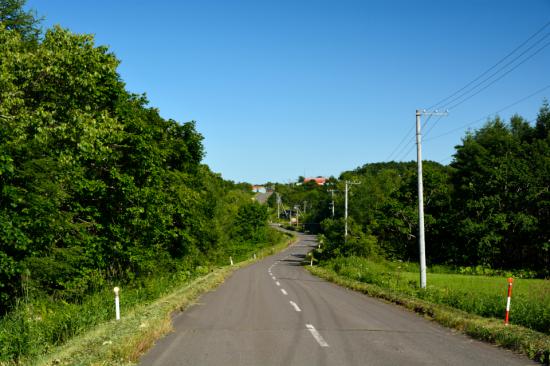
[281,289,288,295]
[289,301,301,312]
[306,324,329,347]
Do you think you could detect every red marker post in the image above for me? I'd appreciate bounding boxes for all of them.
[504,277,513,325]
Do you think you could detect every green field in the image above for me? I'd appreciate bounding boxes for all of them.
[323,256,550,334]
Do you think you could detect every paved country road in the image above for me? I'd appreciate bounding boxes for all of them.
[139,231,534,366]
[254,191,273,204]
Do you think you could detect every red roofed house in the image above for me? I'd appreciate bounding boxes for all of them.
[303,177,327,186]
[251,185,266,193]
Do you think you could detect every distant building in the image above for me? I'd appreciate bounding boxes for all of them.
[251,185,266,193]
[303,177,327,186]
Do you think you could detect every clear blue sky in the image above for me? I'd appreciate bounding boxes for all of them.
[26,0,550,184]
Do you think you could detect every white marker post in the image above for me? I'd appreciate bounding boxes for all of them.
[114,287,120,321]
[230,256,234,266]
[254,253,257,260]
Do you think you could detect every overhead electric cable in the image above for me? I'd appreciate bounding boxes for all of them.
[426,20,550,110]
[388,20,550,163]
[423,115,445,138]
[424,84,550,142]
[386,125,415,161]
[392,136,416,161]
[445,36,550,110]
[396,143,416,162]
[387,114,434,161]
[420,113,434,130]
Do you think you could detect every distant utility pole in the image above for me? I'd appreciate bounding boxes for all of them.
[276,193,282,219]
[294,205,302,227]
[416,109,448,289]
[328,189,337,218]
[288,207,292,225]
[344,181,360,241]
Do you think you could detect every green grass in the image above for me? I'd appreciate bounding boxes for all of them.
[325,256,549,333]
[309,256,550,364]
[0,230,295,365]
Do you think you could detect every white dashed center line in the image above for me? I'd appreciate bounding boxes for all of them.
[276,281,280,286]
[289,301,301,312]
[306,324,329,347]
[281,289,288,295]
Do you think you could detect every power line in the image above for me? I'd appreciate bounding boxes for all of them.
[425,84,550,142]
[393,136,415,161]
[427,20,550,110]
[445,37,550,110]
[395,141,416,162]
[438,155,454,164]
[421,21,550,140]
[389,114,436,162]
[423,115,445,139]
[386,124,415,161]
[391,114,438,161]
[388,20,550,163]
[420,113,434,131]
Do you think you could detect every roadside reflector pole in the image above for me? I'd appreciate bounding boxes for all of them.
[504,277,513,325]
[114,287,120,321]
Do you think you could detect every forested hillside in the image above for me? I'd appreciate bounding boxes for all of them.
[271,107,550,276]
[0,0,275,321]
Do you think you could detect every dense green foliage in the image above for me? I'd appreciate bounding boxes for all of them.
[0,0,40,42]
[271,106,550,276]
[0,3,275,320]
[0,2,284,362]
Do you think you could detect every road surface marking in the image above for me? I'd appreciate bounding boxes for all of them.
[306,324,329,347]
[276,281,280,286]
[281,289,288,295]
[289,301,301,312]
[272,276,276,280]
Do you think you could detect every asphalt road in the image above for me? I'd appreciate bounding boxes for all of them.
[254,191,273,204]
[139,232,534,366]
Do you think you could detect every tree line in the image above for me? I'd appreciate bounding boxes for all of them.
[270,105,550,276]
[0,1,273,315]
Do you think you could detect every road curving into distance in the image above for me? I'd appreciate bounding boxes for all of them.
[139,231,535,366]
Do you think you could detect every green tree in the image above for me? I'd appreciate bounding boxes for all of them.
[0,0,41,41]
[451,111,549,273]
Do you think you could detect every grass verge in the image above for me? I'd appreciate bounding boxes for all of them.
[307,265,550,365]
[319,256,549,333]
[14,232,296,366]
